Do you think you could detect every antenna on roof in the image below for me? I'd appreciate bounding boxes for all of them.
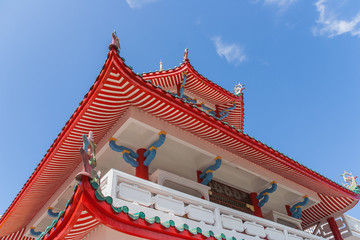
[160,60,163,71]
[183,48,188,61]
[109,30,120,52]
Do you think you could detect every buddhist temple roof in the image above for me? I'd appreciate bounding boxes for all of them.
[0,42,358,238]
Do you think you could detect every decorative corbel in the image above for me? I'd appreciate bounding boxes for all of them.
[179,73,187,98]
[201,103,217,117]
[289,195,309,219]
[218,102,236,120]
[109,131,167,179]
[109,138,139,167]
[30,227,42,236]
[200,156,222,185]
[143,131,167,166]
[256,181,277,207]
[47,207,60,218]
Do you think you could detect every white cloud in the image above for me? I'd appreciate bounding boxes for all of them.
[252,0,297,11]
[313,0,360,38]
[212,36,247,65]
[264,0,297,8]
[126,0,158,9]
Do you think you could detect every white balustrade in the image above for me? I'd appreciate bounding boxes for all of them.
[186,204,214,224]
[101,168,326,240]
[154,194,185,216]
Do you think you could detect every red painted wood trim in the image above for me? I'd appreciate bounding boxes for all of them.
[285,205,292,216]
[44,177,219,240]
[327,217,343,240]
[250,193,263,218]
[136,148,148,180]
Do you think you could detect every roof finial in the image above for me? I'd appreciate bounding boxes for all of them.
[160,60,163,71]
[183,48,188,61]
[234,82,245,95]
[109,31,120,52]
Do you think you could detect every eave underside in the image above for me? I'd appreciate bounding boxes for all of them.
[0,49,358,236]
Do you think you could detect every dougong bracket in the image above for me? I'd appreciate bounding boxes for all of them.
[47,207,60,218]
[290,195,309,219]
[201,103,217,117]
[109,131,167,169]
[218,102,236,120]
[200,156,222,185]
[256,181,277,207]
[179,74,187,98]
[30,227,42,237]
[144,131,167,166]
[109,138,139,167]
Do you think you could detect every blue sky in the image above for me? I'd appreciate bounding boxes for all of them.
[1,0,360,222]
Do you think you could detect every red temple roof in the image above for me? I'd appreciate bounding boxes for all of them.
[0,47,358,237]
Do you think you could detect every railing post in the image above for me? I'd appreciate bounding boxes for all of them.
[214,207,222,229]
[283,228,290,240]
[327,217,343,240]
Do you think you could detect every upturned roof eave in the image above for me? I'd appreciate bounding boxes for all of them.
[1,47,358,236]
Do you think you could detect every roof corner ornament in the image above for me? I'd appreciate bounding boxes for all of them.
[341,171,360,194]
[76,131,100,183]
[256,181,277,207]
[183,48,189,61]
[200,156,222,185]
[290,195,309,219]
[109,31,120,52]
[233,82,245,96]
[160,60,163,71]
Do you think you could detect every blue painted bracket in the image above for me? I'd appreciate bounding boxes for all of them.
[30,227,42,236]
[290,195,309,219]
[179,74,187,98]
[218,103,236,120]
[201,103,216,116]
[200,157,222,185]
[144,131,167,166]
[256,181,277,207]
[183,95,197,104]
[109,138,139,167]
[47,207,59,218]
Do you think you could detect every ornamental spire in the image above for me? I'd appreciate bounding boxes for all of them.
[160,60,163,71]
[183,48,188,61]
[109,31,120,51]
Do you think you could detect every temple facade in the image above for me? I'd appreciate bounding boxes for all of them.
[1,33,360,240]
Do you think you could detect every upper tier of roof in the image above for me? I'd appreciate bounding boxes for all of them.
[0,38,358,237]
[141,54,244,130]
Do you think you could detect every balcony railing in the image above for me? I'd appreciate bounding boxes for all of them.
[100,168,326,240]
[307,214,360,239]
